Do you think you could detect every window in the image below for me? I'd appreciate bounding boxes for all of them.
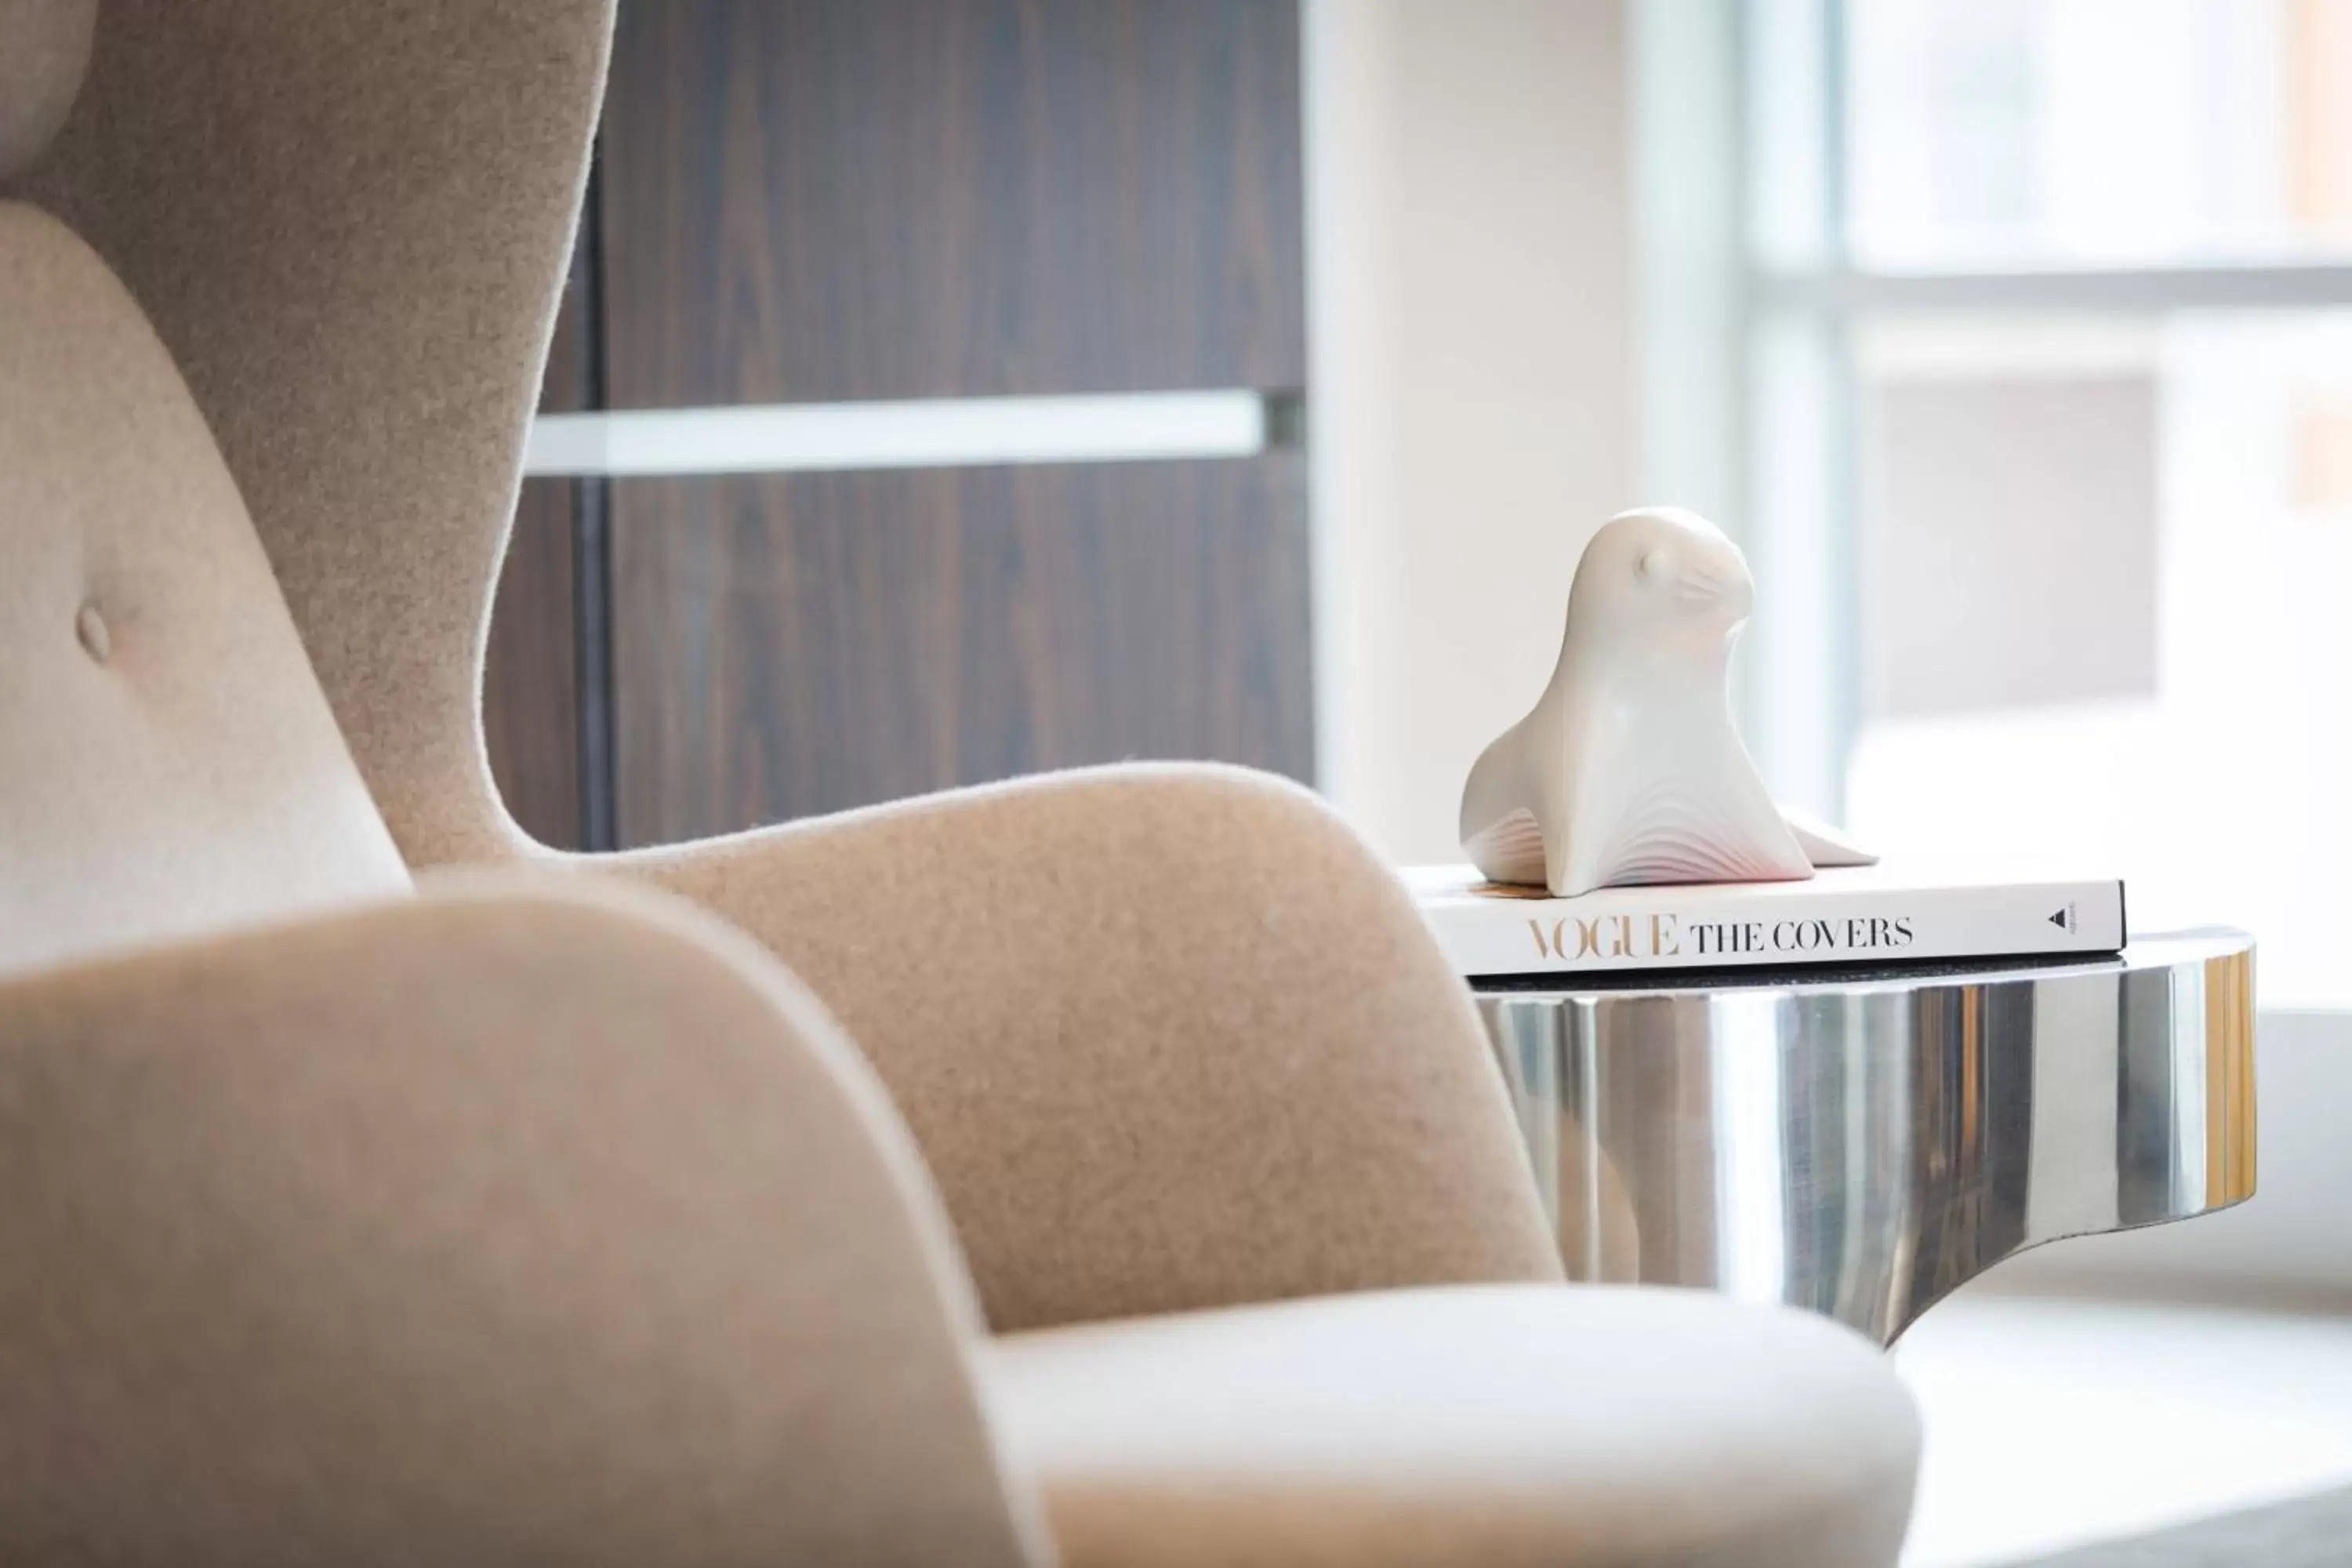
[1730,0,2352,1004]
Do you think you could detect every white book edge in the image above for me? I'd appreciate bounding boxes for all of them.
[1403,863,2128,978]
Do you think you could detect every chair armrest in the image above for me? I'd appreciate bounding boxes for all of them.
[596,764,1559,1333]
[0,875,1045,1568]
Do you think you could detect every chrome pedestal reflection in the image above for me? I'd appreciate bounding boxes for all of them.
[1475,931,2256,1344]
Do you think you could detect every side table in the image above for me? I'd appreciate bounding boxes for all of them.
[1472,930,2256,1343]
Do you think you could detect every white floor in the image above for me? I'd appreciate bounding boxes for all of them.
[1893,1289,2352,1566]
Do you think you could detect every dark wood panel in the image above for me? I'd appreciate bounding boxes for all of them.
[537,205,593,413]
[612,458,1312,845]
[484,479,584,848]
[601,0,1307,406]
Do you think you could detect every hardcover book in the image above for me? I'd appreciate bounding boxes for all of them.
[1404,863,2128,978]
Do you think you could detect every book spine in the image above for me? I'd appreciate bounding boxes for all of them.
[1425,881,2127,978]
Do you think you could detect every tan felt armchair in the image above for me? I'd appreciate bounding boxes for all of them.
[0,1,1922,1562]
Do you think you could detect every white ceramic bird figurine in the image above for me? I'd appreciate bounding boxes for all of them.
[1458,506,1875,898]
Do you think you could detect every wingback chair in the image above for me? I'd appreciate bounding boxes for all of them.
[0,1,1921,1562]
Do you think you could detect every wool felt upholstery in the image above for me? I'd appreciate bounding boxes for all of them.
[0,202,408,976]
[603,763,1565,1332]
[0,0,89,179]
[0,0,1926,1559]
[23,0,611,867]
[989,1285,1922,1568]
[0,875,1048,1567]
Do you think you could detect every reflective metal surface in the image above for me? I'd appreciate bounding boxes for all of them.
[1475,931,2256,1343]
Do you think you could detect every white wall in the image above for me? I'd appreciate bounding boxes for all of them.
[1305,0,1633,864]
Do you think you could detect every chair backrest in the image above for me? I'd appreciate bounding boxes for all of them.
[0,0,413,974]
[19,0,614,868]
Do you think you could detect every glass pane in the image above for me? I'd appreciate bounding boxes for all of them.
[1846,0,2352,269]
[1855,317,2160,720]
[1843,310,2352,1005]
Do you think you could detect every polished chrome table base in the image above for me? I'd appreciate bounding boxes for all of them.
[1474,931,2256,1343]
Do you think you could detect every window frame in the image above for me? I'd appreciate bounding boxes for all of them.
[1719,0,2352,815]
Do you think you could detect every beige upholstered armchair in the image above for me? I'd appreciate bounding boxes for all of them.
[0,1,1919,1562]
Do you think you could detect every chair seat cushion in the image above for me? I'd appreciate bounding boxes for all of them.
[985,1283,1918,1568]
